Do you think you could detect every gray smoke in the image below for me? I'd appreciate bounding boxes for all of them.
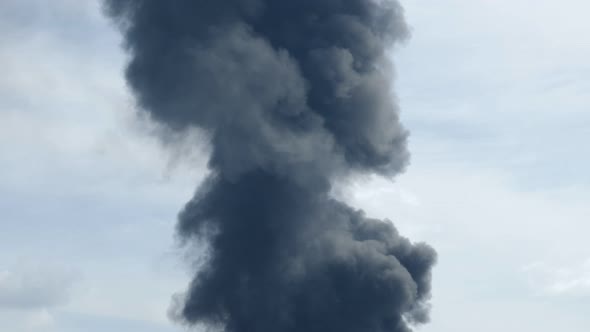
[104,1,436,332]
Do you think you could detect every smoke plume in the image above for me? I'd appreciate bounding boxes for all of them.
[105,1,436,331]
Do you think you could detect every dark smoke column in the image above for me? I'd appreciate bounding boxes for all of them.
[105,1,436,331]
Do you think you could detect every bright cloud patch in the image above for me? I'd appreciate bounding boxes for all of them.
[0,263,75,310]
[523,260,590,296]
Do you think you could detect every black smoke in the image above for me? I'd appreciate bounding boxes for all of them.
[104,1,436,332]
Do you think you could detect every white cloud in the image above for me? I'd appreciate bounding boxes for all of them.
[25,309,55,329]
[523,259,590,296]
[0,260,76,332]
[397,0,590,192]
[0,309,55,332]
[0,262,76,310]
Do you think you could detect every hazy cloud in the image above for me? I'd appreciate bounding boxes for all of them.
[0,263,75,310]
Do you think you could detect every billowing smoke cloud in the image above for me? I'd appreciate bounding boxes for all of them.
[104,1,436,331]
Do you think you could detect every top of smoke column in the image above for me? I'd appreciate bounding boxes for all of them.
[105,0,410,186]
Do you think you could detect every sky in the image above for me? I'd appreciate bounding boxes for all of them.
[1,0,589,331]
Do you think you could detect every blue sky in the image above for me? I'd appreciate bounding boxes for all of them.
[1,1,589,331]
